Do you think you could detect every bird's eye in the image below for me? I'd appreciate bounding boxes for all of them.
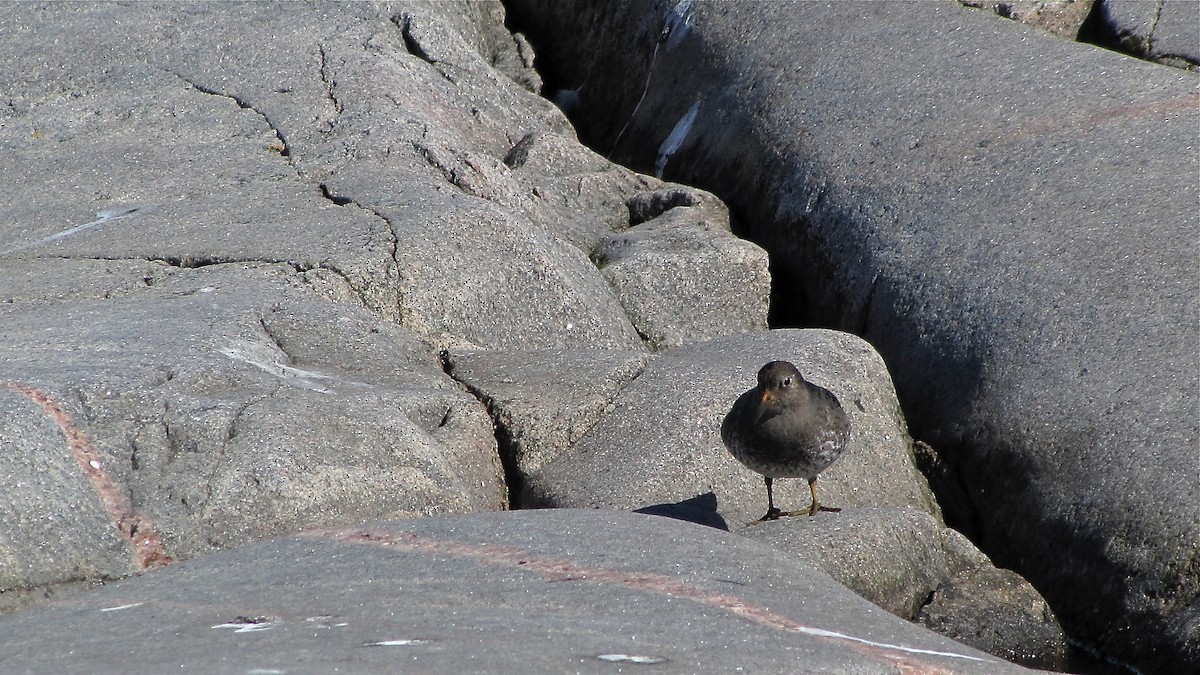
[781,376,792,387]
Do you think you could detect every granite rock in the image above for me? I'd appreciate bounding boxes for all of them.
[744,507,1069,670]
[0,510,1033,674]
[506,0,1200,669]
[523,329,942,526]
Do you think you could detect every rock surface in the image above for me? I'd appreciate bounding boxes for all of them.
[0,1,758,614]
[0,2,1145,671]
[506,0,1200,670]
[960,0,1095,39]
[522,329,942,526]
[594,195,771,350]
[1087,0,1200,68]
[744,507,1069,671]
[446,348,652,481]
[0,510,1032,674]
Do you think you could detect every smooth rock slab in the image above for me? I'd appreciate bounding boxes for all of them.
[0,510,1029,674]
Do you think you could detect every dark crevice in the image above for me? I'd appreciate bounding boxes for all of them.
[152,255,234,269]
[395,13,436,64]
[144,255,312,272]
[1076,0,1196,69]
[436,350,524,509]
[319,183,353,206]
[316,43,344,116]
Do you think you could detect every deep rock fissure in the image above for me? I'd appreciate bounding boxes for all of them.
[435,350,525,510]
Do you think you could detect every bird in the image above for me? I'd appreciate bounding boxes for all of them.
[721,360,851,522]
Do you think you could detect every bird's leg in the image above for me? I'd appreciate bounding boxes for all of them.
[756,476,786,522]
[807,477,841,516]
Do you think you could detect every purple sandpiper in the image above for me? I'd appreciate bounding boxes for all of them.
[721,360,850,521]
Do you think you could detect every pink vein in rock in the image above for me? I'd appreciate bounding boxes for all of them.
[1,381,172,570]
[316,526,988,673]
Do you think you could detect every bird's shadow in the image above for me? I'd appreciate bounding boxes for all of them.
[634,492,729,531]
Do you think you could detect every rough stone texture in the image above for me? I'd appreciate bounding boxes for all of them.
[0,264,506,579]
[506,0,1200,670]
[0,510,1033,674]
[918,564,1071,670]
[0,1,795,627]
[593,192,771,350]
[524,329,942,526]
[445,348,652,481]
[1089,0,1200,69]
[743,507,1069,671]
[960,0,1095,39]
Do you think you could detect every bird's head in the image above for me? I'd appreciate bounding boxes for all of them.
[756,360,804,405]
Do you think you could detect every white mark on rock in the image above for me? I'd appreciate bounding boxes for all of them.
[656,99,701,178]
[88,460,102,469]
[218,339,335,394]
[365,639,430,646]
[0,206,139,256]
[597,653,667,664]
[99,601,145,612]
[212,620,281,634]
[799,627,987,661]
[664,0,695,50]
[245,669,286,674]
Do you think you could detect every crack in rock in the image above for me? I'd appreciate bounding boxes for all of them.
[169,70,293,162]
[316,42,344,121]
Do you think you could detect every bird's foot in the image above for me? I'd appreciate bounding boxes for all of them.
[807,502,841,516]
[749,507,793,525]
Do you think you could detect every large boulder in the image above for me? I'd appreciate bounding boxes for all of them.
[522,329,941,525]
[0,510,1034,674]
[505,0,1199,670]
[0,1,790,624]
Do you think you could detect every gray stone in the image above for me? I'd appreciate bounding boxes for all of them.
[743,507,1068,670]
[593,195,771,350]
[918,565,1070,670]
[0,0,790,628]
[0,265,507,611]
[959,0,1095,39]
[1094,0,1200,68]
[445,348,652,479]
[502,130,662,253]
[0,510,1032,674]
[506,1,1199,669]
[524,329,941,526]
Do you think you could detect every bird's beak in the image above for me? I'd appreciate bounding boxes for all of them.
[760,390,775,405]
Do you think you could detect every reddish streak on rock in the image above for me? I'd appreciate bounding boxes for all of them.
[1,381,172,570]
[317,527,980,673]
